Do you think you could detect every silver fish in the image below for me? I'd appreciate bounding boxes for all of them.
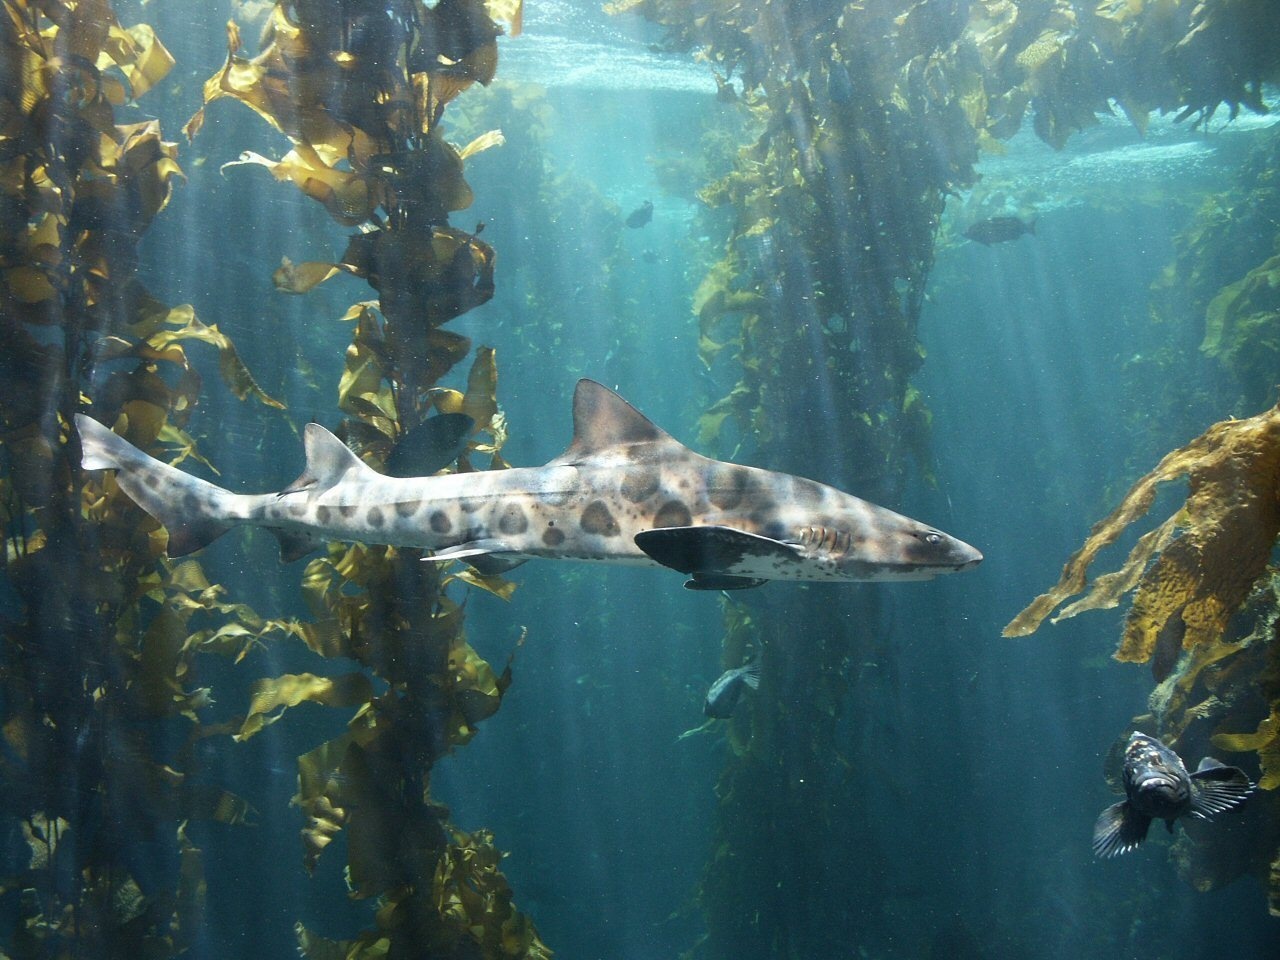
[75,379,983,589]
[704,660,760,718]
[1092,731,1253,858]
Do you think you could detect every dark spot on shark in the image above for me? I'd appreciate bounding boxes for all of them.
[287,501,307,518]
[790,480,825,505]
[316,505,331,524]
[368,506,384,528]
[581,500,620,537]
[430,511,452,534]
[460,498,482,513]
[499,504,529,534]
[621,466,660,502]
[183,492,200,512]
[707,465,750,510]
[339,504,358,519]
[543,526,565,547]
[653,499,692,528]
[395,500,418,518]
[143,472,161,490]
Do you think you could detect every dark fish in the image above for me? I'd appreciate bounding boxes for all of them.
[382,413,474,478]
[963,215,1035,245]
[625,200,653,229]
[1092,731,1253,858]
[704,660,760,718]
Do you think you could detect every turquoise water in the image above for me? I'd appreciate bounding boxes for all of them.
[6,1,1280,958]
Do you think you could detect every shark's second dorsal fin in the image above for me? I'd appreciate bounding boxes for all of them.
[549,380,680,464]
[281,423,378,496]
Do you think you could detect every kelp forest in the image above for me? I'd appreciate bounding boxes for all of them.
[2,1,1280,959]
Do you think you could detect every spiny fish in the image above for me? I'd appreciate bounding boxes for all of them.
[625,200,653,229]
[1092,731,1253,859]
[704,660,760,718]
[963,215,1035,245]
[75,379,983,589]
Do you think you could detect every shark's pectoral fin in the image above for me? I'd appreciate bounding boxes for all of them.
[426,539,514,564]
[635,526,801,581]
[684,573,768,591]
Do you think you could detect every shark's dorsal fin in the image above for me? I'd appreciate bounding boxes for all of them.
[548,380,680,464]
[282,423,378,495]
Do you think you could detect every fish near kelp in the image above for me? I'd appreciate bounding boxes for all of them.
[1092,731,1253,859]
[704,660,760,718]
[75,379,982,589]
[963,216,1035,245]
[625,200,653,228]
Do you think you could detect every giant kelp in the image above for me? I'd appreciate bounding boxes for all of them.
[183,2,548,957]
[611,0,1280,953]
[1004,403,1280,910]
[0,1,291,957]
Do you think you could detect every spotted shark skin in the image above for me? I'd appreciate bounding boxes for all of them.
[75,380,982,588]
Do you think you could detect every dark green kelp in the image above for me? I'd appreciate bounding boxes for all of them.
[0,2,288,956]
[182,1,548,957]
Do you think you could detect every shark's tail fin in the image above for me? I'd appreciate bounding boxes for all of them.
[76,414,237,556]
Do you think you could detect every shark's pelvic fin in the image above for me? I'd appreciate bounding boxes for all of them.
[548,379,681,464]
[282,423,379,496]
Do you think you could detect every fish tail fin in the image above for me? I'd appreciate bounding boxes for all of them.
[76,414,237,556]
[1188,758,1254,818]
[1092,800,1151,858]
[742,659,761,690]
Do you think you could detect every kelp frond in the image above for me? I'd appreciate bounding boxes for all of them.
[1004,402,1280,674]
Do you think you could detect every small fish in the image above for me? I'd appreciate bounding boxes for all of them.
[963,215,1035,246]
[625,200,653,229]
[382,412,474,478]
[704,660,760,718]
[1092,731,1253,858]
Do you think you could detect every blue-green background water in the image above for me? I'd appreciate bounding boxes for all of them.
[96,0,1280,957]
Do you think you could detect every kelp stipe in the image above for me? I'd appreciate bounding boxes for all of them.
[184,1,549,956]
[609,0,1280,953]
[0,2,292,957]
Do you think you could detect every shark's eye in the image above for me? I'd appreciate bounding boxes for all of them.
[923,532,942,545]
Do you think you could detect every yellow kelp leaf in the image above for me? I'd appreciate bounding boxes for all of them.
[6,265,56,303]
[458,129,505,160]
[147,310,285,409]
[460,347,498,434]
[1005,404,1280,669]
[1212,706,1280,790]
[222,146,373,225]
[446,566,517,600]
[157,422,216,471]
[105,23,175,99]
[236,672,374,741]
[486,0,523,36]
[273,257,345,294]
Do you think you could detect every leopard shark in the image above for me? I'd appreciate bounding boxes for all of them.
[75,379,982,589]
